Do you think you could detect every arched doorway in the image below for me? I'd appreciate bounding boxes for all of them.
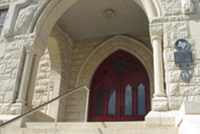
[88,50,150,122]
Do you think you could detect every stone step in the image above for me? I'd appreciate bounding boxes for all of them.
[23,122,178,134]
[25,122,145,129]
[2,127,178,134]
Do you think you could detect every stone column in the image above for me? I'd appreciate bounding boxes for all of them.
[26,55,41,107]
[16,50,34,104]
[150,24,168,111]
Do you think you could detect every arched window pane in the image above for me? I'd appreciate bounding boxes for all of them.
[108,86,116,115]
[137,84,145,115]
[125,84,132,115]
[96,87,104,116]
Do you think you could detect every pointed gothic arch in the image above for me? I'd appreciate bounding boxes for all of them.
[75,35,154,98]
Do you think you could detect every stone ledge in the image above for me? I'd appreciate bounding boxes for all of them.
[145,111,178,126]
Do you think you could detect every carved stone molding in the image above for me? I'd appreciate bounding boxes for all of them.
[150,16,190,24]
[150,24,163,43]
[181,0,195,14]
[23,39,45,57]
[150,24,163,37]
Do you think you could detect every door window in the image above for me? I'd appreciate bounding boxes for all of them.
[108,86,116,115]
[124,84,132,115]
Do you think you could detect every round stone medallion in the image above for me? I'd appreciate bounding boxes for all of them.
[175,39,190,52]
[180,70,191,81]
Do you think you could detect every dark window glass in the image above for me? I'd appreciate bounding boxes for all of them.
[0,27,2,36]
[0,11,7,25]
[95,87,104,116]
[137,84,145,115]
[108,86,116,115]
[0,10,7,36]
[125,84,132,115]
[102,69,109,75]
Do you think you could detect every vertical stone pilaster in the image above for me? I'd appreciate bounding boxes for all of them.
[150,24,168,111]
[16,39,46,105]
[16,50,34,104]
[27,55,41,107]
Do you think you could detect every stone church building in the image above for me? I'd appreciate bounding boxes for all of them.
[0,0,200,133]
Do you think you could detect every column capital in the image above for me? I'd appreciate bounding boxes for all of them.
[24,39,46,57]
[150,24,163,41]
[34,55,41,59]
[26,50,35,54]
[151,35,162,42]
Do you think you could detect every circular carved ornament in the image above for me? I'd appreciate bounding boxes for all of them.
[175,39,190,52]
[180,70,191,81]
[104,10,115,18]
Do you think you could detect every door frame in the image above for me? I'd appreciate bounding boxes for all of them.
[88,50,151,122]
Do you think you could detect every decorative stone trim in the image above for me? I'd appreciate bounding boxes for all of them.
[150,16,190,24]
[150,24,163,38]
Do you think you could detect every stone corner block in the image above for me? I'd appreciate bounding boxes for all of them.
[181,101,200,114]
[145,111,177,126]
[176,101,200,127]
[152,97,169,111]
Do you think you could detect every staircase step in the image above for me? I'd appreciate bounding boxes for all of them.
[2,122,178,134]
[8,128,178,134]
[25,122,145,129]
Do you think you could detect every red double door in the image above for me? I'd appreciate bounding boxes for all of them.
[88,50,150,122]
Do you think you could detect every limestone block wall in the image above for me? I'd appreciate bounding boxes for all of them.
[160,0,200,110]
[66,38,105,121]
[32,49,52,114]
[0,41,23,105]
[50,23,74,121]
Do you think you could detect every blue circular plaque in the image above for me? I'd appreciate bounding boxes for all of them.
[180,70,191,81]
[175,39,190,52]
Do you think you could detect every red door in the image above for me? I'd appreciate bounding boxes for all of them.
[88,50,150,122]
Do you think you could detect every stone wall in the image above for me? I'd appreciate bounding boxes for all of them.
[161,0,200,110]
[32,49,52,114]
[0,41,24,105]
[66,38,106,121]
[50,23,74,121]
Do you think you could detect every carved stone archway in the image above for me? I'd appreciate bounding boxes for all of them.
[32,0,159,46]
[75,35,154,98]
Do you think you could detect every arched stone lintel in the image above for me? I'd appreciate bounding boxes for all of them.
[136,0,158,18]
[34,0,78,45]
[33,0,160,46]
[75,35,154,97]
